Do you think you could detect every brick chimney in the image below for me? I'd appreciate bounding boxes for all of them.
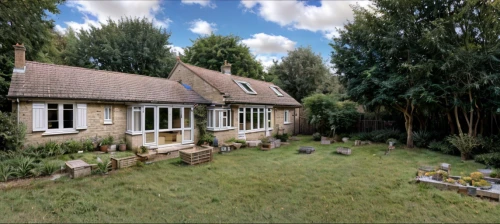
[13,43,26,73]
[221,60,231,75]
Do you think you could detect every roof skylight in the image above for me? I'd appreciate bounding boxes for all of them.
[270,86,283,97]
[235,80,257,95]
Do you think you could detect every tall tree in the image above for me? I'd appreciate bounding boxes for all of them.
[269,46,330,101]
[62,17,176,78]
[0,0,62,111]
[331,0,455,148]
[182,34,266,80]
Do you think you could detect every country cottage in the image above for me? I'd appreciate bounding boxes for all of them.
[7,44,300,149]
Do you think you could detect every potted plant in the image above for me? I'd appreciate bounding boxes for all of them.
[119,138,127,151]
[100,135,113,153]
[261,137,271,151]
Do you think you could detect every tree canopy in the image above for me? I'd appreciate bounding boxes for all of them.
[62,17,176,78]
[269,46,330,101]
[182,34,266,80]
[331,0,500,147]
[0,0,62,110]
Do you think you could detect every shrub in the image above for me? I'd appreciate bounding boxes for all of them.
[0,111,27,151]
[473,179,491,187]
[62,139,83,154]
[82,138,94,152]
[275,133,290,142]
[490,170,498,178]
[94,158,111,174]
[44,141,61,157]
[477,135,500,155]
[312,132,321,141]
[470,172,483,181]
[412,130,435,148]
[235,139,246,145]
[370,129,402,143]
[100,135,114,146]
[428,141,456,155]
[197,133,215,146]
[447,134,480,160]
[39,161,61,176]
[474,152,500,168]
[11,156,36,178]
[351,132,373,141]
[0,164,14,182]
[225,138,236,143]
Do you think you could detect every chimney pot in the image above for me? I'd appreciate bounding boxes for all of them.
[221,60,231,75]
[13,43,26,73]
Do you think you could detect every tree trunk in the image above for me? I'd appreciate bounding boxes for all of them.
[446,111,455,135]
[406,115,414,148]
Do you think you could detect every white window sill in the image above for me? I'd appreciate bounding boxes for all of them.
[284,122,292,125]
[126,131,142,136]
[207,127,236,132]
[42,130,79,136]
[243,129,272,134]
[104,121,113,125]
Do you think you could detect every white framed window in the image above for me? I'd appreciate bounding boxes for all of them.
[32,102,86,135]
[207,108,233,131]
[270,86,283,97]
[126,106,142,134]
[104,105,112,124]
[235,80,257,94]
[284,110,291,124]
[238,106,272,132]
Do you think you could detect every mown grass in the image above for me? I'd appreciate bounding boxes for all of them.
[1,136,498,223]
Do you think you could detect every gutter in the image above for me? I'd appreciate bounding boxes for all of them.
[16,98,20,125]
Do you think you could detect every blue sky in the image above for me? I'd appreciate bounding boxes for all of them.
[51,0,370,70]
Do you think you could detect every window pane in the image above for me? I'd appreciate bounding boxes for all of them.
[47,104,58,129]
[259,109,264,129]
[252,109,258,129]
[239,111,244,130]
[245,108,251,130]
[207,110,212,127]
[63,109,73,128]
[172,108,181,129]
[134,111,141,131]
[215,111,220,128]
[184,108,191,128]
[63,104,73,110]
[159,108,169,129]
[145,108,155,131]
[268,110,272,128]
[127,107,132,131]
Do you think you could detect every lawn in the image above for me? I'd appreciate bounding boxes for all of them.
[1,136,498,223]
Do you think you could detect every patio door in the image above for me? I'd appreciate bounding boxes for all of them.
[182,107,194,144]
[143,106,157,146]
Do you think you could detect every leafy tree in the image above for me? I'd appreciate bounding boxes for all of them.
[182,34,266,79]
[62,17,176,78]
[303,93,359,136]
[0,0,62,111]
[269,47,330,101]
[331,0,464,147]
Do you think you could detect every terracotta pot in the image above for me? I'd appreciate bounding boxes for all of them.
[119,144,127,151]
[100,145,109,153]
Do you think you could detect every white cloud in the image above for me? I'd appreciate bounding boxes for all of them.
[167,45,185,56]
[189,19,217,35]
[241,0,372,39]
[255,55,280,72]
[241,33,296,54]
[64,0,171,32]
[54,24,67,34]
[181,0,216,8]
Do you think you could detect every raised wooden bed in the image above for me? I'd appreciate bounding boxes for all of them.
[418,178,500,201]
[65,159,91,179]
[111,156,138,170]
[180,147,213,165]
[336,147,352,155]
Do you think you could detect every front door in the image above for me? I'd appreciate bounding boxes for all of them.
[143,106,157,146]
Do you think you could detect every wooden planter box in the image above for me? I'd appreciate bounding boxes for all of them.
[261,144,272,151]
[111,156,138,170]
[336,147,352,155]
[65,159,91,179]
[180,147,213,165]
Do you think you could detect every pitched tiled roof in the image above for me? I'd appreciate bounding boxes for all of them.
[8,61,210,104]
[176,62,301,107]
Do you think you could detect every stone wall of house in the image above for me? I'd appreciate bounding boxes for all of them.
[169,65,223,104]
[18,101,127,146]
[273,107,299,136]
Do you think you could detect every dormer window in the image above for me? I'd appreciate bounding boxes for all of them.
[235,80,257,95]
[270,86,283,97]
